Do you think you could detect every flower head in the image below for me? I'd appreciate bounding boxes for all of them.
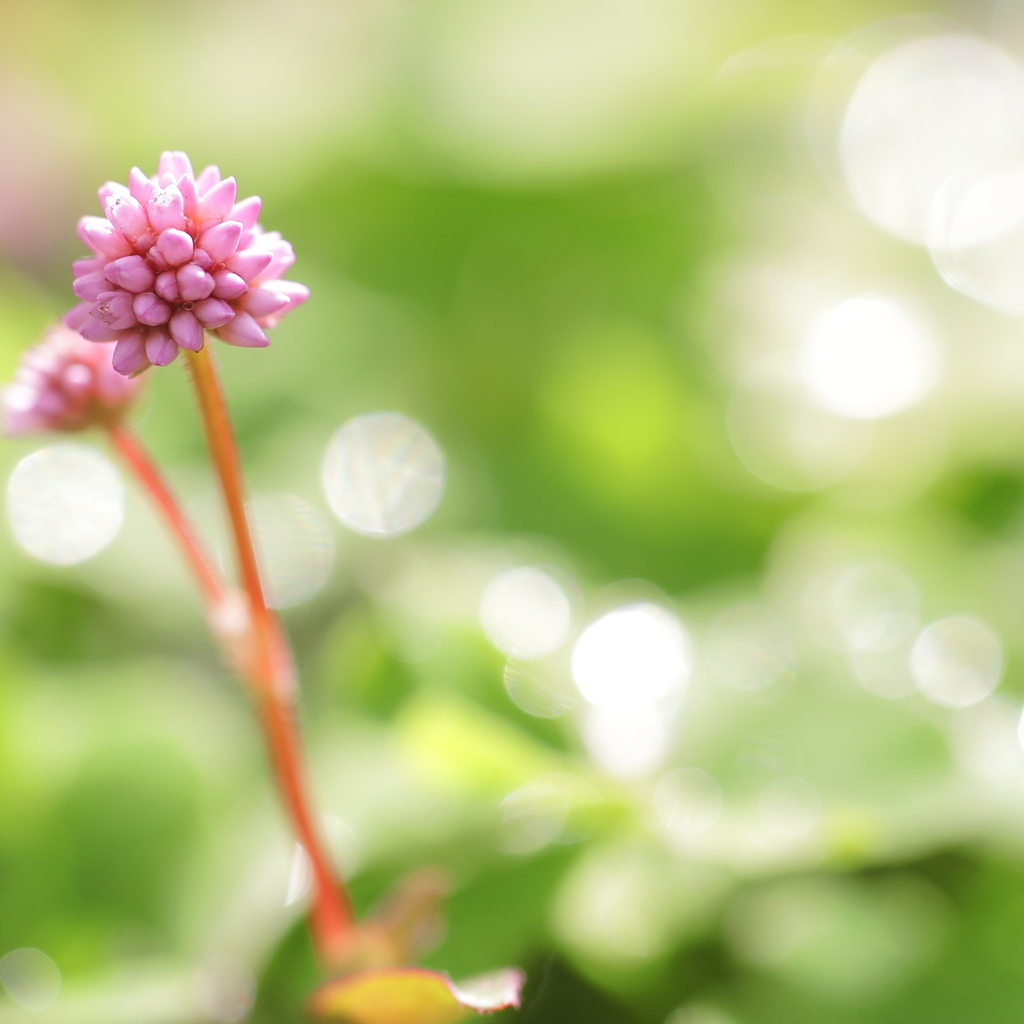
[63,151,309,376]
[2,324,141,435]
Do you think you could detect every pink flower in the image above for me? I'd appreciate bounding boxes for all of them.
[2,324,141,435]
[63,151,309,376]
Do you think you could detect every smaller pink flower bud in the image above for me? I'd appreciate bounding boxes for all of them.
[196,165,221,196]
[145,327,178,366]
[113,329,149,376]
[198,220,242,263]
[128,166,155,204]
[239,286,290,319]
[158,151,194,181]
[176,264,215,301]
[133,292,172,326]
[73,271,110,302]
[193,298,235,329]
[106,194,150,239]
[91,291,137,330]
[231,195,262,229]
[78,217,134,259]
[227,249,273,281]
[169,308,204,351]
[154,228,195,267]
[211,269,248,300]
[105,255,156,293]
[197,176,237,224]
[2,325,142,435]
[148,186,187,232]
[215,311,269,348]
[154,270,180,302]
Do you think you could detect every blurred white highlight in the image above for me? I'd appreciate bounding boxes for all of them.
[928,164,1024,316]
[321,412,445,537]
[7,443,123,565]
[284,842,312,907]
[503,661,574,718]
[757,776,821,838]
[705,603,792,691]
[654,767,723,833]
[249,495,335,608]
[800,295,938,419]
[582,707,671,779]
[480,566,571,659]
[910,615,1003,708]
[572,603,691,711]
[499,773,599,854]
[841,35,1024,243]
[728,354,871,491]
[830,562,919,651]
[0,948,60,1011]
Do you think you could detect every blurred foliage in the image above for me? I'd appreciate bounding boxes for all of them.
[5,2,1024,1024]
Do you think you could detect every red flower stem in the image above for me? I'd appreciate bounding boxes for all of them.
[184,341,355,963]
[105,420,225,607]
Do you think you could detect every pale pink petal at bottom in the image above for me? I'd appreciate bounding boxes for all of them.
[112,333,150,375]
[307,966,525,1024]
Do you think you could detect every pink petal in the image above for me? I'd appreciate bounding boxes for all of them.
[307,967,525,1024]
[98,180,130,207]
[231,195,262,229]
[127,167,155,204]
[148,186,186,233]
[273,280,310,311]
[72,256,104,277]
[198,220,242,263]
[176,264,215,301]
[72,271,110,302]
[132,292,171,326]
[63,302,92,331]
[191,248,214,270]
[79,317,120,342]
[91,291,136,330]
[155,270,180,303]
[112,331,150,375]
[78,217,133,259]
[226,249,273,282]
[106,194,150,239]
[214,311,269,347]
[196,165,221,196]
[157,151,194,181]
[193,298,235,329]
[178,173,199,221]
[239,286,289,319]
[105,254,155,293]
[169,308,204,351]
[211,269,248,300]
[154,228,195,267]
[144,328,178,366]
[197,176,237,224]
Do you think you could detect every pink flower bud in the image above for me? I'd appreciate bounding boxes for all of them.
[1,325,142,435]
[63,151,309,374]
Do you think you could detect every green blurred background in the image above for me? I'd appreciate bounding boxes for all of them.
[5,1,1024,1022]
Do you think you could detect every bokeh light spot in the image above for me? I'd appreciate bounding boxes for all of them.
[799,295,938,420]
[910,615,1002,708]
[480,566,571,659]
[841,35,1024,243]
[7,443,123,565]
[757,776,821,838]
[0,948,60,1012]
[654,767,723,833]
[705,603,792,691]
[249,494,335,609]
[321,412,445,537]
[572,602,691,711]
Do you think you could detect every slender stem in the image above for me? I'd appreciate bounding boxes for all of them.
[183,340,355,963]
[106,421,225,607]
